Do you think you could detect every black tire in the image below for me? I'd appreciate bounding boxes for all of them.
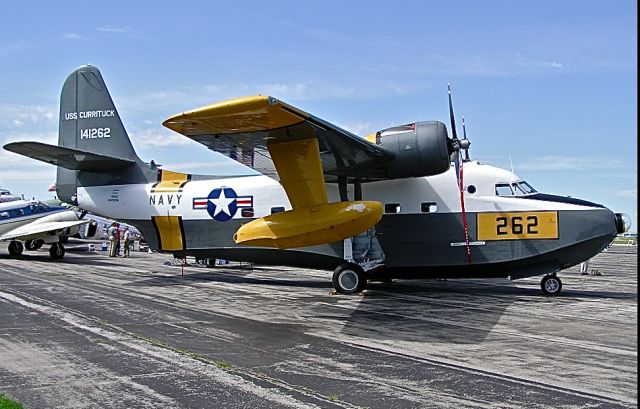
[25,240,36,250]
[49,243,65,260]
[8,240,24,256]
[541,274,562,296]
[33,239,44,250]
[332,262,367,294]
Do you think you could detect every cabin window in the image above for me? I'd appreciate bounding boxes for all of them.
[241,208,255,218]
[495,184,514,196]
[466,185,477,194]
[270,206,285,214]
[421,202,438,213]
[385,203,401,214]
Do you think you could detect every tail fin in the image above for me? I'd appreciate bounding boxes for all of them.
[59,65,139,160]
[56,65,143,202]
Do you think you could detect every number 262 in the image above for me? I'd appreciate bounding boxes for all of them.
[496,215,539,235]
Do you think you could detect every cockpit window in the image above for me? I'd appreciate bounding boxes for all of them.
[496,181,537,196]
[517,181,537,194]
[495,184,515,196]
[511,181,537,195]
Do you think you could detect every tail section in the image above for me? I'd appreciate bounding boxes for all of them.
[58,65,139,161]
[3,65,156,204]
[56,65,144,203]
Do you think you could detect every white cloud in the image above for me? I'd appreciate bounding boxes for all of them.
[60,33,83,40]
[0,103,57,128]
[615,189,637,199]
[96,25,131,33]
[129,126,194,148]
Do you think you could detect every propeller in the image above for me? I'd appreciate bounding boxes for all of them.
[447,84,461,184]
[447,84,472,264]
[461,116,471,161]
[622,213,632,232]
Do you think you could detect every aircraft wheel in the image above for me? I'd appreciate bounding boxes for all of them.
[332,262,367,294]
[541,274,562,296]
[33,239,44,250]
[25,240,36,250]
[49,243,65,260]
[8,240,24,256]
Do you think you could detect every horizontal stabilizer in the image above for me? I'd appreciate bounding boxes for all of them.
[3,142,135,171]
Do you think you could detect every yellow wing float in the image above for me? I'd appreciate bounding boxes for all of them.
[163,96,386,249]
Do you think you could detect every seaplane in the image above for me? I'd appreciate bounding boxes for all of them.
[3,65,625,295]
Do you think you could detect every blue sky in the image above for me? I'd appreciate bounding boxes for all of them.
[1,1,637,231]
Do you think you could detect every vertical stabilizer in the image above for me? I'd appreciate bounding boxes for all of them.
[56,65,142,203]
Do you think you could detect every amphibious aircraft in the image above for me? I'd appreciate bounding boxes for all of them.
[0,199,89,259]
[3,65,624,295]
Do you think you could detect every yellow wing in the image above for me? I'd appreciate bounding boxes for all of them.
[163,96,387,248]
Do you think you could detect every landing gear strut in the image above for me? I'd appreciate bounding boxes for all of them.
[49,242,65,260]
[8,240,24,257]
[25,239,44,251]
[332,262,367,294]
[540,274,562,296]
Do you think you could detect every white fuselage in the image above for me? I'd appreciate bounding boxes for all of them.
[75,161,599,223]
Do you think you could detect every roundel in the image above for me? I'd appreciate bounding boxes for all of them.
[207,187,239,222]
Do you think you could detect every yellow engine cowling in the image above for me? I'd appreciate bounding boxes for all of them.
[233,201,383,249]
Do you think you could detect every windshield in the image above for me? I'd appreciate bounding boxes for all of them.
[496,181,537,196]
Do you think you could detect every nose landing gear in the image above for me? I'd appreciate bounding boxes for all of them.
[540,273,562,296]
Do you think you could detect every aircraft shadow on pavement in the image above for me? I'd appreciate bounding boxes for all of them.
[330,280,514,344]
[338,278,636,344]
[128,270,332,290]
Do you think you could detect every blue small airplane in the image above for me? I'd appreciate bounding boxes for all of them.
[0,199,89,259]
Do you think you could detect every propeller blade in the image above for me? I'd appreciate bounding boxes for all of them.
[448,83,458,141]
[462,116,470,161]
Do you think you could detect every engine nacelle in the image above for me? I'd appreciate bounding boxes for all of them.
[376,121,450,179]
[84,219,98,238]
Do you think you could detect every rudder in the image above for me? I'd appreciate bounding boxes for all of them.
[57,65,142,203]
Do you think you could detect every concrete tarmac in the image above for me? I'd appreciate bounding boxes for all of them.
[0,242,637,408]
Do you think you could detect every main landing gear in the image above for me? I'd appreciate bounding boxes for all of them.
[7,240,65,260]
[49,242,65,260]
[25,239,44,251]
[540,273,562,296]
[8,240,24,256]
[332,262,367,294]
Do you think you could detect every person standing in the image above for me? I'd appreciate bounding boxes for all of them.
[107,222,117,257]
[123,227,131,257]
[115,223,121,256]
[580,259,590,275]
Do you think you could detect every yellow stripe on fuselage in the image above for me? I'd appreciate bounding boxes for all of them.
[151,169,190,193]
[152,215,185,251]
[477,211,559,241]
